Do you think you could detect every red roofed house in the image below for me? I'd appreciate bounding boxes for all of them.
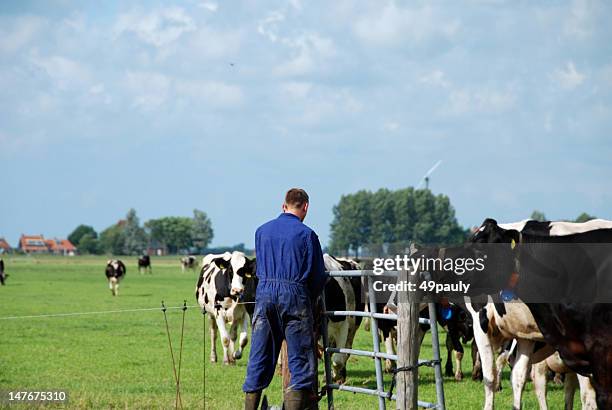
[19,234,48,253]
[45,238,77,256]
[18,235,77,255]
[0,238,11,254]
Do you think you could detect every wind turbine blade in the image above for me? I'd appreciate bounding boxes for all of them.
[417,160,442,188]
[424,160,442,178]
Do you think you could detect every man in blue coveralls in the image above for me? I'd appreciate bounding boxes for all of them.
[243,188,327,410]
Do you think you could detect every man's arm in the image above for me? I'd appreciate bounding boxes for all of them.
[307,231,328,298]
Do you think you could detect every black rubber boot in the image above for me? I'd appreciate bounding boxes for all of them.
[245,390,262,410]
[283,390,311,410]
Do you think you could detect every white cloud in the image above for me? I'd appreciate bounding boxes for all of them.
[0,15,45,54]
[124,71,171,111]
[564,0,600,39]
[281,81,313,99]
[353,3,460,47]
[29,53,91,90]
[114,7,196,48]
[553,61,585,90]
[257,11,285,43]
[383,121,400,132]
[448,87,517,114]
[419,69,450,88]
[198,2,218,12]
[275,33,336,77]
[175,80,244,107]
[123,71,243,111]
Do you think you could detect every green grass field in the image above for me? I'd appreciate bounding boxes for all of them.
[0,255,573,409]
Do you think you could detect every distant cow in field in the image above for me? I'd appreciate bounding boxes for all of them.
[0,258,7,285]
[105,259,126,296]
[137,255,151,274]
[196,251,257,364]
[181,255,197,272]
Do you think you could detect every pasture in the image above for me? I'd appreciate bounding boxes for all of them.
[0,256,573,409]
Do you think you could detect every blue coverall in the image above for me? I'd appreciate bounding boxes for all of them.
[243,212,327,393]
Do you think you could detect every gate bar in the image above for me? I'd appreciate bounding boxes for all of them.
[320,294,335,409]
[367,274,387,410]
[324,310,431,325]
[327,384,437,409]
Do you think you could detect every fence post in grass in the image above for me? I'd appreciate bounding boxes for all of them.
[396,269,419,410]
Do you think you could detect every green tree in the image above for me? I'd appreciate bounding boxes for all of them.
[192,209,214,250]
[530,210,547,222]
[145,217,193,254]
[99,223,126,255]
[122,209,147,255]
[575,212,596,223]
[78,233,101,254]
[329,190,371,256]
[68,225,97,247]
[329,187,466,253]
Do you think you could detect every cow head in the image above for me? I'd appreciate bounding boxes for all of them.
[228,252,257,297]
[471,218,521,244]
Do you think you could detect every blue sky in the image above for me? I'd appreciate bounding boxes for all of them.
[1,0,611,248]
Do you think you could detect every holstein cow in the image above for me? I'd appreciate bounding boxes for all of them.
[425,222,612,409]
[0,258,7,285]
[468,218,612,409]
[380,297,474,380]
[195,251,257,365]
[322,254,363,383]
[181,255,197,273]
[105,260,126,296]
[138,255,152,274]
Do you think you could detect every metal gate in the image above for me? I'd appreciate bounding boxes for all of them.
[320,270,446,410]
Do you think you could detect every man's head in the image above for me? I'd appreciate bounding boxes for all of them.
[282,188,309,221]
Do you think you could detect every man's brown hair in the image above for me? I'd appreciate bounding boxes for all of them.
[285,188,309,208]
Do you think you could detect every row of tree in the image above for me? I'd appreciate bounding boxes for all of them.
[329,188,468,255]
[68,209,214,255]
[529,210,597,223]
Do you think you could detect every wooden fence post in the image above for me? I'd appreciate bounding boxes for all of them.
[396,269,420,410]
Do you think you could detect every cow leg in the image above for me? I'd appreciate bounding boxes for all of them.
[495,349,510,392]
[454,350,464,381]
[214,315,232,365]
[449,330,465,381]
[445,333,454,377]
[472,341,483,381]
[233,313,249,361]
[228,320,239,365]
[115,281,119,296]
[532,359,548,410]
[470,309,496,410]
[209,314,218,363]
[577,374,597,410]
[562,372,577,410]
[331,321,349,383]
[511,339,534,410]
[383,331,396,373]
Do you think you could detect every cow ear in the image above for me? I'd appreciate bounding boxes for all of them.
[213,258,229,270]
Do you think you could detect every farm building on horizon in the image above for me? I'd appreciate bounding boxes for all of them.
[18,234,77,255]
[0,238,11,254]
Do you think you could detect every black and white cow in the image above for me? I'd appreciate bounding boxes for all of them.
[181,255,197,272]
[468,218,612,409]
[380,298,474,380]
[137,255,151,274]
[0,258,7,286]
[449,219,612,409]
[105,259,126,296]
[195,251,257,365]
[323,254,363,383]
